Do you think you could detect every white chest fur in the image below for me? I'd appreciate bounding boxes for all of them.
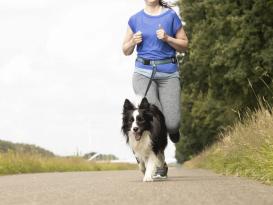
[128,130,152,161]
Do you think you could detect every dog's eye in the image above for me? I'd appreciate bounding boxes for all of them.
[129,118,134,123]
[137,116,144,122]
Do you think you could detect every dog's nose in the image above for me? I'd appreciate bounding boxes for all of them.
[133,127,139,132]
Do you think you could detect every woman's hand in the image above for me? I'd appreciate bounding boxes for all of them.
[157,25,188,53]
[132,31,143,45]
[156,24,168,42]
[122,27,142,56]
[156,24,188,52]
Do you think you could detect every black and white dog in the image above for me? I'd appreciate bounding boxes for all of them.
[121,97,168,182]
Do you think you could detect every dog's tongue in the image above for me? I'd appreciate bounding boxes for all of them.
[135,134,141,141]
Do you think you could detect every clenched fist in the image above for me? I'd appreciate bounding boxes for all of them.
[156,24,168,42]
[132,31,142,45]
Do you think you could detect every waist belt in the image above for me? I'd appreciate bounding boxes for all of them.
[136,56,177,97]
[136,56,177,66]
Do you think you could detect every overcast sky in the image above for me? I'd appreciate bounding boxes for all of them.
[0,0,180,162]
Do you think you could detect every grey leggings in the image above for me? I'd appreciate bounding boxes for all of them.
[132,72,181,134]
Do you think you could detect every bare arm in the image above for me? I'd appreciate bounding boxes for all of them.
[122,26,142,56]
[157,27,189,53]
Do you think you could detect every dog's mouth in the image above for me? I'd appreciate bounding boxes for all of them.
[134,133,141,141]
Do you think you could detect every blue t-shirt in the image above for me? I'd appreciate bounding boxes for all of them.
[128,9,182,73]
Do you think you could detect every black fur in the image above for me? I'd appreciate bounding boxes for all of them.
[121,97,167,155]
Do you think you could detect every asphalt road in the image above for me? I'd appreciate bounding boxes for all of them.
[0,167,273,205]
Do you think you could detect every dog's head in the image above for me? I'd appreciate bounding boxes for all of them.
[122,97,153,141]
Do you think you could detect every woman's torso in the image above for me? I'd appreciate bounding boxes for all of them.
[128,8,182,74]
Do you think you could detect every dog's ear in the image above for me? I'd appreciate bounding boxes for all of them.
[139,97,149,109]
[123,99,135,111]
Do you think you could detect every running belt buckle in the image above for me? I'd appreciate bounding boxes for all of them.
[143,59,150,65]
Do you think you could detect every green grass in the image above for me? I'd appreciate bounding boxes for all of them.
[0,151,137,175]
[184,105,273,185]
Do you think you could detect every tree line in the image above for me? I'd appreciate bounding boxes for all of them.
[0,139,55,157]
[175,0,273,163]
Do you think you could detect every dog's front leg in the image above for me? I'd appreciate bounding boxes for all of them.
[135,155,146,175]
[139,160,146,175]
[143,155,157,182]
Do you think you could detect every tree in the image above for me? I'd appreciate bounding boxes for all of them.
[175,0,273,163]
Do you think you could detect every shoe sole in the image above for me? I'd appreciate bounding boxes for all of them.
[152,175,168,181]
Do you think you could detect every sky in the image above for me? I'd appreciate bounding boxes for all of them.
[0,0,180,162]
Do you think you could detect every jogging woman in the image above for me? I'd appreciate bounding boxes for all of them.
[122,0,188,144]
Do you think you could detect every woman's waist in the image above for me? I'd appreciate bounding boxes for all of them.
[136,56,177,65]
[135,61,178,73]
[134,67,180,79]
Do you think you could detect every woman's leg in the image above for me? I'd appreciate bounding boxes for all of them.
[158,77,181,142]
[132,72,162,110]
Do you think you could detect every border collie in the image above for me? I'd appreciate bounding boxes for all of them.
[121,97,168,182]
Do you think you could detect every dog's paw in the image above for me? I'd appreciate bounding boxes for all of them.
[143,175,153,182]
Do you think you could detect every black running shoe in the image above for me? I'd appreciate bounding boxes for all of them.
[169,132,180,143]
[152,163,168,180]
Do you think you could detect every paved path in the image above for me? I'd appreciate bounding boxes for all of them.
[0,167,273,205]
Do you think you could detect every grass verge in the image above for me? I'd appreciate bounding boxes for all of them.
[0,151,137,175]
[184,105,273,185]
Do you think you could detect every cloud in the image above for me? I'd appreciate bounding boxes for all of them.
[0,0,47,9]
[0,54,32,85]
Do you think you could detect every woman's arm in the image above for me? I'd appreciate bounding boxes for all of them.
[156,27,188,53]
[122,26,142,56]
